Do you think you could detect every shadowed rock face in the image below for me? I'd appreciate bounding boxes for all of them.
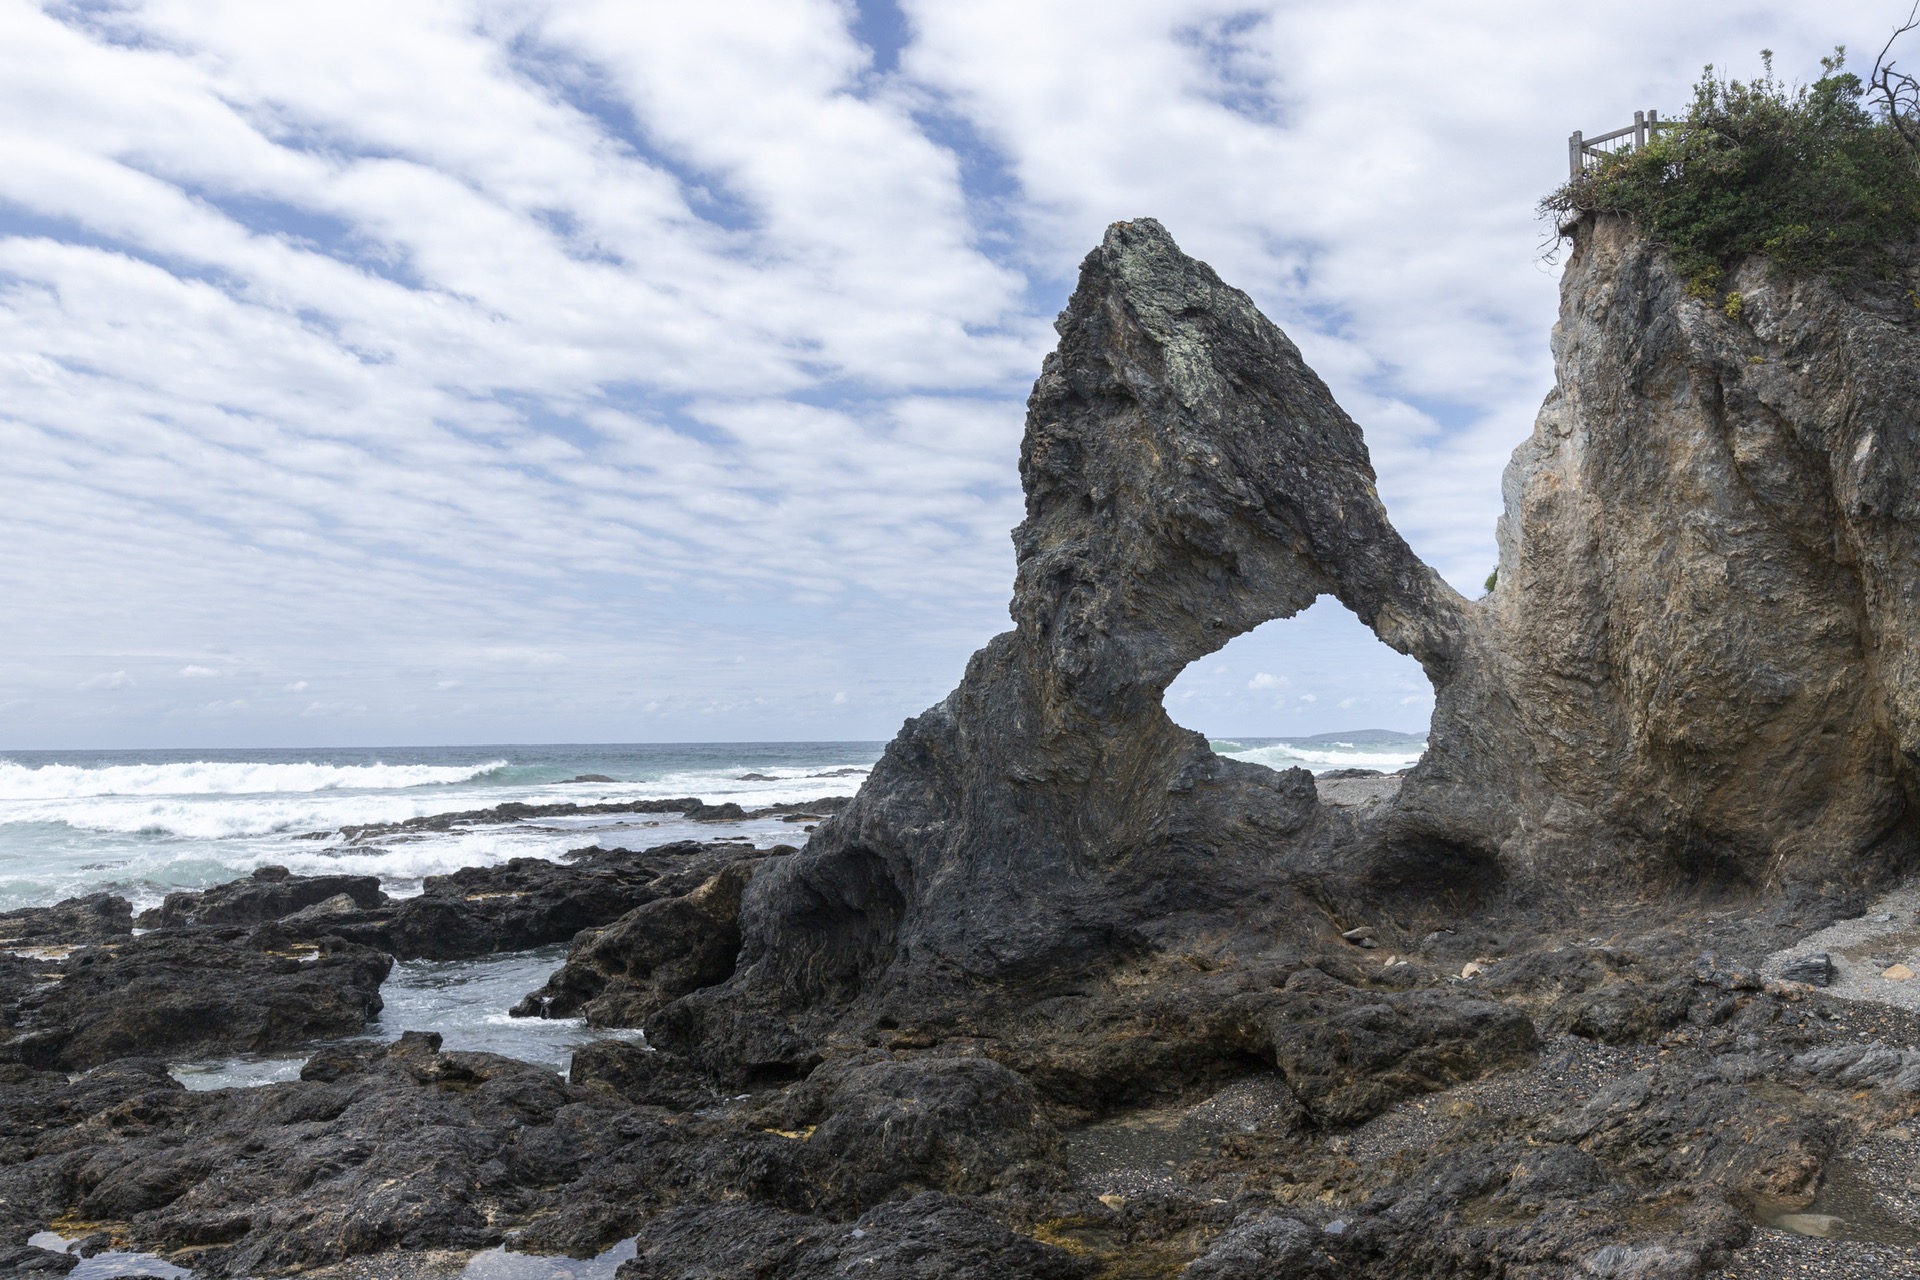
[654,214,1920,1077]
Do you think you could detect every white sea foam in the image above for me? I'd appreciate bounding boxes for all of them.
[1219,743,1426,773]
[0,759,507,801]
[0,791,501,840]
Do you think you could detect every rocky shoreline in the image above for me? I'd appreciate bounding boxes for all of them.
[2,804,1917,1279]
[10,213,1920,1278]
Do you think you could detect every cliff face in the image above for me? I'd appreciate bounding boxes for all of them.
[656,214,1920,1076]
[1476,214,1920,886]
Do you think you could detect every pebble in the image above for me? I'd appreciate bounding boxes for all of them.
[1884,964,1915,981]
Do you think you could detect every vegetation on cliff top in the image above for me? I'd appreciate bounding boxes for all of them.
[1544,48,1920,289]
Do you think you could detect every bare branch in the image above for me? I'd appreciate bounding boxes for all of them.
[1871,3,1920,155]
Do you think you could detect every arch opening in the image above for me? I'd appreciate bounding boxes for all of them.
[1161,596,1434,779]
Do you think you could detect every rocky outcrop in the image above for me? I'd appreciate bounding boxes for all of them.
[652,214,1920,1087]
[0,894,133,948]
[1472,212,1920,886]
[656,217,1483,1080]
[137,867,385,930]
[192,839,784,962]
[511,860,757,1024]
[0,929,389,1070]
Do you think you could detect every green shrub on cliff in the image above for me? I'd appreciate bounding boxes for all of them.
[1544,49,1920,289]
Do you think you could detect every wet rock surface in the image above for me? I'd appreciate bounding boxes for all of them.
[510,859,759,1024]
[149,839,791,963]
[138,867,386,930]
[319,795,850,844]
[0,894,134,949]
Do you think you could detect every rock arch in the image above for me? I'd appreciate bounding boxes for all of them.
[651,219,1491,1073]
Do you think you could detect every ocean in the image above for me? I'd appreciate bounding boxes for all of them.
[0,735,1423,1082]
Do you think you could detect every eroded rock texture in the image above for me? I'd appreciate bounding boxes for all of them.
[1477,213,1920,885]
[656,217,1480,1078]
[657,214,1920,1082]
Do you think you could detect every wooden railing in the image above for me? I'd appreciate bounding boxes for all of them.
[1568,110,1672,177]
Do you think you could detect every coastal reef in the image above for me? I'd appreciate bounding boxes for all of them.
[8,214,1920,1279]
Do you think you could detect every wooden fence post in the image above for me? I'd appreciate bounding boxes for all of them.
[1569,130,1584,179]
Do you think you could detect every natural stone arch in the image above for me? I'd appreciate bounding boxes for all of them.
[651,219,1482,1075]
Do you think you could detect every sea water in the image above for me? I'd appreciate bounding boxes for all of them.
[0,735,1424,1075]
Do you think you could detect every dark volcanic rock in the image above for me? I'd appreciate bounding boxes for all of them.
[512,861,755,1024]
[327,795,845,844]
[570,1040,727,1111]
[659,217,1471,1077]
[0,929,388,1070]
[0,1036,641,1276]
[277,839,779,962]
[1780,952,1836,986]
[1183,1213,1337,1280]
[616,1193,1092,1280]
[0,893,133,948]
[137,867,386,929]
[1219,972,1540,1125]
[763,1055,1065,1211]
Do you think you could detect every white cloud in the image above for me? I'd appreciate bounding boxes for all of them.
[0,0,1862,747]
[1247,672,1288,690]
[78,670,132,690]
[180,665,219,678]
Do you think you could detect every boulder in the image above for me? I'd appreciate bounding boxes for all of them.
[137,870,385,930]
[0,893,133,948]
[0,929,389,1070]
[512,862,754,1024]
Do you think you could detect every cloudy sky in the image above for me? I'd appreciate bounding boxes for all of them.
[0,0,1886,749]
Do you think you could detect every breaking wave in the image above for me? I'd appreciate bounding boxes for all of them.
[0,759,508,802]
[1214,741,1425,773]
